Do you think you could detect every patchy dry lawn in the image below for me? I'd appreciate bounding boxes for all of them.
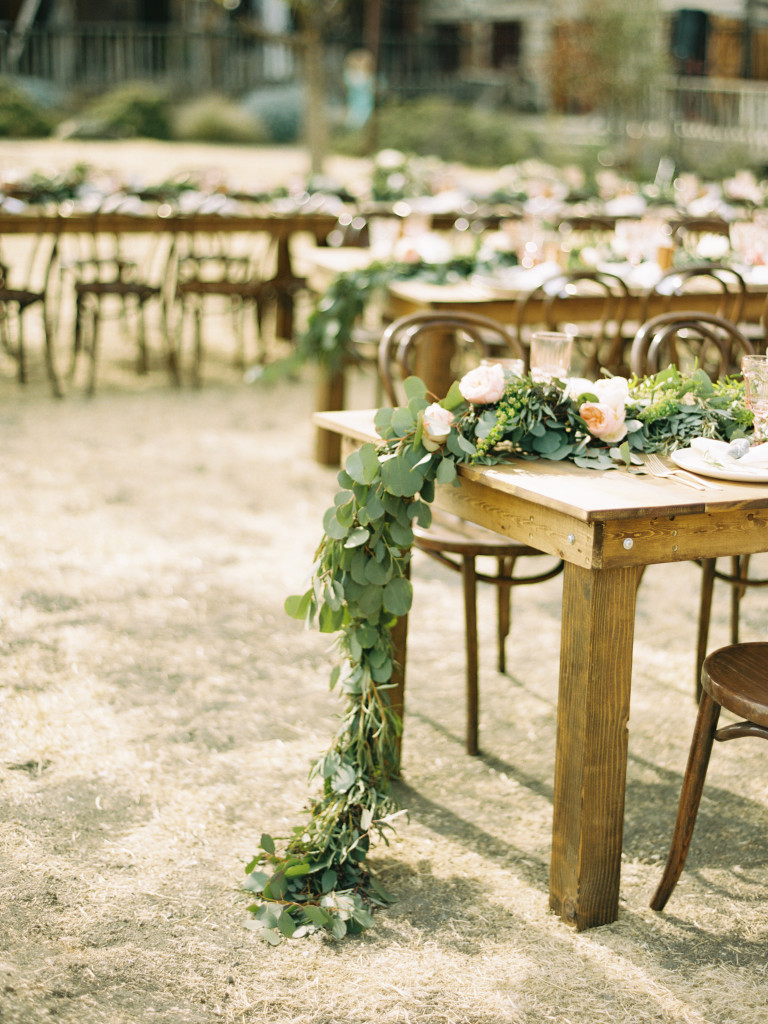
[0,140,767,1024]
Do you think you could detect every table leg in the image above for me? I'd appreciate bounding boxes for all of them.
[549,562,638,930]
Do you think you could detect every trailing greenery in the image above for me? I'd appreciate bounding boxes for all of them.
[245,365,752,943]
[298,251,517,373]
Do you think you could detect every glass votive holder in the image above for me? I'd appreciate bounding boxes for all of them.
[529,331,573,382]
[742,353,768,443]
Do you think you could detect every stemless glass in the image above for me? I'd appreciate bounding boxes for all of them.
[529,331,573,382]
[742,354,768,443]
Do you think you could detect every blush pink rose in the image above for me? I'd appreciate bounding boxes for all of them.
[579,401,627,443]
[458,363,506,405]
[421,403,454,451]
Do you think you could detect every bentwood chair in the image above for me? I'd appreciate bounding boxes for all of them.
[174,231,274,386]
[0,231,62,396]
[630,311,762,698]
[378,311,564,755]
[515,268,631,376]
[67,229,177,394]
[639,262,748,327]
[651,641,768,911]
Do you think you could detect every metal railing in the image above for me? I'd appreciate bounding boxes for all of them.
[0,23,296,94]
[653,75,768,156]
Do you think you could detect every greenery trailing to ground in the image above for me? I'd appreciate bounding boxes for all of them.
[245,364,752,943]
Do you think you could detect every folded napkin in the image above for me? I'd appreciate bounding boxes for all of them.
[689,437,768,470]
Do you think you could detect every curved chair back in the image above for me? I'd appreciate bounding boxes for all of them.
[640,261,747,324]
[630,310,754,379]
[515,268,631,375]
[378,311,524,406]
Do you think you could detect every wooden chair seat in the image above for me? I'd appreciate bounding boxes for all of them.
[651,641,768,911]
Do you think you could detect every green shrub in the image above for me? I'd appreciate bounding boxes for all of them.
[335,97,535,167]
[79,81,173,139]
[241,85,303,143]
[173,94,268,144]
[0,77,54,137]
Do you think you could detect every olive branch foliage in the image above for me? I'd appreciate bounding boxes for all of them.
[244,363,751,944]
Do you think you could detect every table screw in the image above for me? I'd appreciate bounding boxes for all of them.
[623,538,634,550]
[566,534,575,545]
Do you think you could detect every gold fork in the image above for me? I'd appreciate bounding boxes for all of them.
[643,453,721,491]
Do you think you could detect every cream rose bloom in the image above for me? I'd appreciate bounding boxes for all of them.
[421,403,454,451]
[576,375,630,443]
[459,363,506,405]
[579,401,627,443]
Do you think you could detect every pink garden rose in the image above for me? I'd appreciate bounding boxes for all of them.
[458,363,506,405]
[579,401,627,443]
[578,376,629,443]
[421,403,454,451]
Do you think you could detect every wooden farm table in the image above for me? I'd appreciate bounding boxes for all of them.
[387,277,768,396]
[313,407,768,930]
[0,208,339,340]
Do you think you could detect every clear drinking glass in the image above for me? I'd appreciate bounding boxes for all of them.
[742,354,768,443]
[529,331,573,382]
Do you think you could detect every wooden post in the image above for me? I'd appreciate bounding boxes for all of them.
[549,562,637,930]
[314,366,346,466]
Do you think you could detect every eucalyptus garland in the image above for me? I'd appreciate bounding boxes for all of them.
[297,251,517,373]
[244,366,752,944]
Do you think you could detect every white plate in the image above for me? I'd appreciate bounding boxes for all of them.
[671,447,768,483]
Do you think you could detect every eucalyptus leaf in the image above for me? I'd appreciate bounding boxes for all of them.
[243,870,270,892]
[383,577,413,616]
[403,376,427,401]
[344,526,370,549]
[284,590,312,620]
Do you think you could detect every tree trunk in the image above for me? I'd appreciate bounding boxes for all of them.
[301,19,328,176]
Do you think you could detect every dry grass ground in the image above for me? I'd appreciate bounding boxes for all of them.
[0,141,768,1024]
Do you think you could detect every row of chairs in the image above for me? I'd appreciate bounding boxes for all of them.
[378,308,767,913]
[0,228,301,395]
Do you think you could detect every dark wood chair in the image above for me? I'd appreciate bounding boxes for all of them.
[378,311,563,755]
[173,231,274,386]
[514,268,631,376]
[67,229,177,394]
[651,641,768,911]
[640,261,748,327]
[630,311,763,698]
[668,215,732,254]
[0,232,62,397]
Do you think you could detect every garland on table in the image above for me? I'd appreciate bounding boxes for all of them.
[244,364,752,944]
[296,251,518,374]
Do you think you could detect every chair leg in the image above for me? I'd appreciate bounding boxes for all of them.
[730,555,749,646]
[696,559,717,702]
[16,309,26,384]
[86,303,101,396]
[41,302,62,399]
[461,554,480,756]
[192,297,203,388]
[136,298,149,375]
[496,555,516,675]
[650,691,721,911]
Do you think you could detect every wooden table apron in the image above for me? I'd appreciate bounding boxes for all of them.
[313,407,768,930]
